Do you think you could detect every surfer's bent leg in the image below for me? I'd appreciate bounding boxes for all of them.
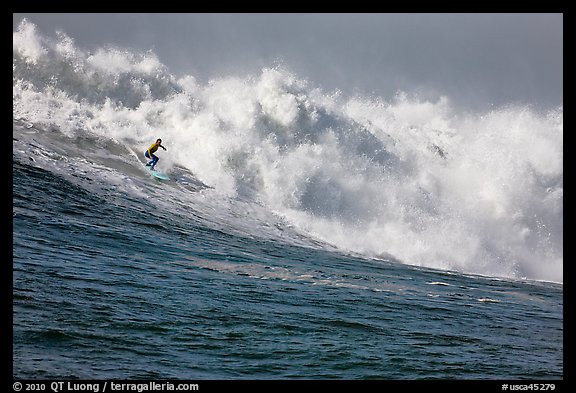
[150,154,159,169]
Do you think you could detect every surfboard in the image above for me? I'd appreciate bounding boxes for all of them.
[146,165,170,181]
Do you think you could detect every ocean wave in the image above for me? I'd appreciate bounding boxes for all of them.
[13,18,563,283]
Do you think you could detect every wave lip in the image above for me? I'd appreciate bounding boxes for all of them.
[13,19,563,283]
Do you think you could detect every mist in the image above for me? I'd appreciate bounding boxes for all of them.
[13,13,563,111]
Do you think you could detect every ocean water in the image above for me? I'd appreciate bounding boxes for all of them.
[13,19,563,380]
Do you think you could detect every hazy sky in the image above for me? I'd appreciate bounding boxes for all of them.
[13,13,563,111]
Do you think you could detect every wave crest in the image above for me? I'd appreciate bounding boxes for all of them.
[13,19,563,283]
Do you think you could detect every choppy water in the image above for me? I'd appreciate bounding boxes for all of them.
[13,18,563,380]
[13,151,562,379]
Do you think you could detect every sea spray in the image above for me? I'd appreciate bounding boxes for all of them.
[13,18,563,282]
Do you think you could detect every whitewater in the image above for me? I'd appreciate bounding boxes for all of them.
[13,19,563,380]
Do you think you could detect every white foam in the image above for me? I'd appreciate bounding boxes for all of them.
[13,19,563,283]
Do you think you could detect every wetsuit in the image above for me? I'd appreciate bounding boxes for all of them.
[145,143,161,168]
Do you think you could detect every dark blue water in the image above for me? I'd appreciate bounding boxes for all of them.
[12,18,563,382]
[13,158,563,380]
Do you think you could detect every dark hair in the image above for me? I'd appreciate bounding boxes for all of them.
[156,138,162,143]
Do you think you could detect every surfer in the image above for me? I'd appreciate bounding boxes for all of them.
[145,138,167,170]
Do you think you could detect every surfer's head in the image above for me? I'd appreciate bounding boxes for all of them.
[156,138,162,144]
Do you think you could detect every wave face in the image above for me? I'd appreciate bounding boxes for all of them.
[13,18,563,283]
